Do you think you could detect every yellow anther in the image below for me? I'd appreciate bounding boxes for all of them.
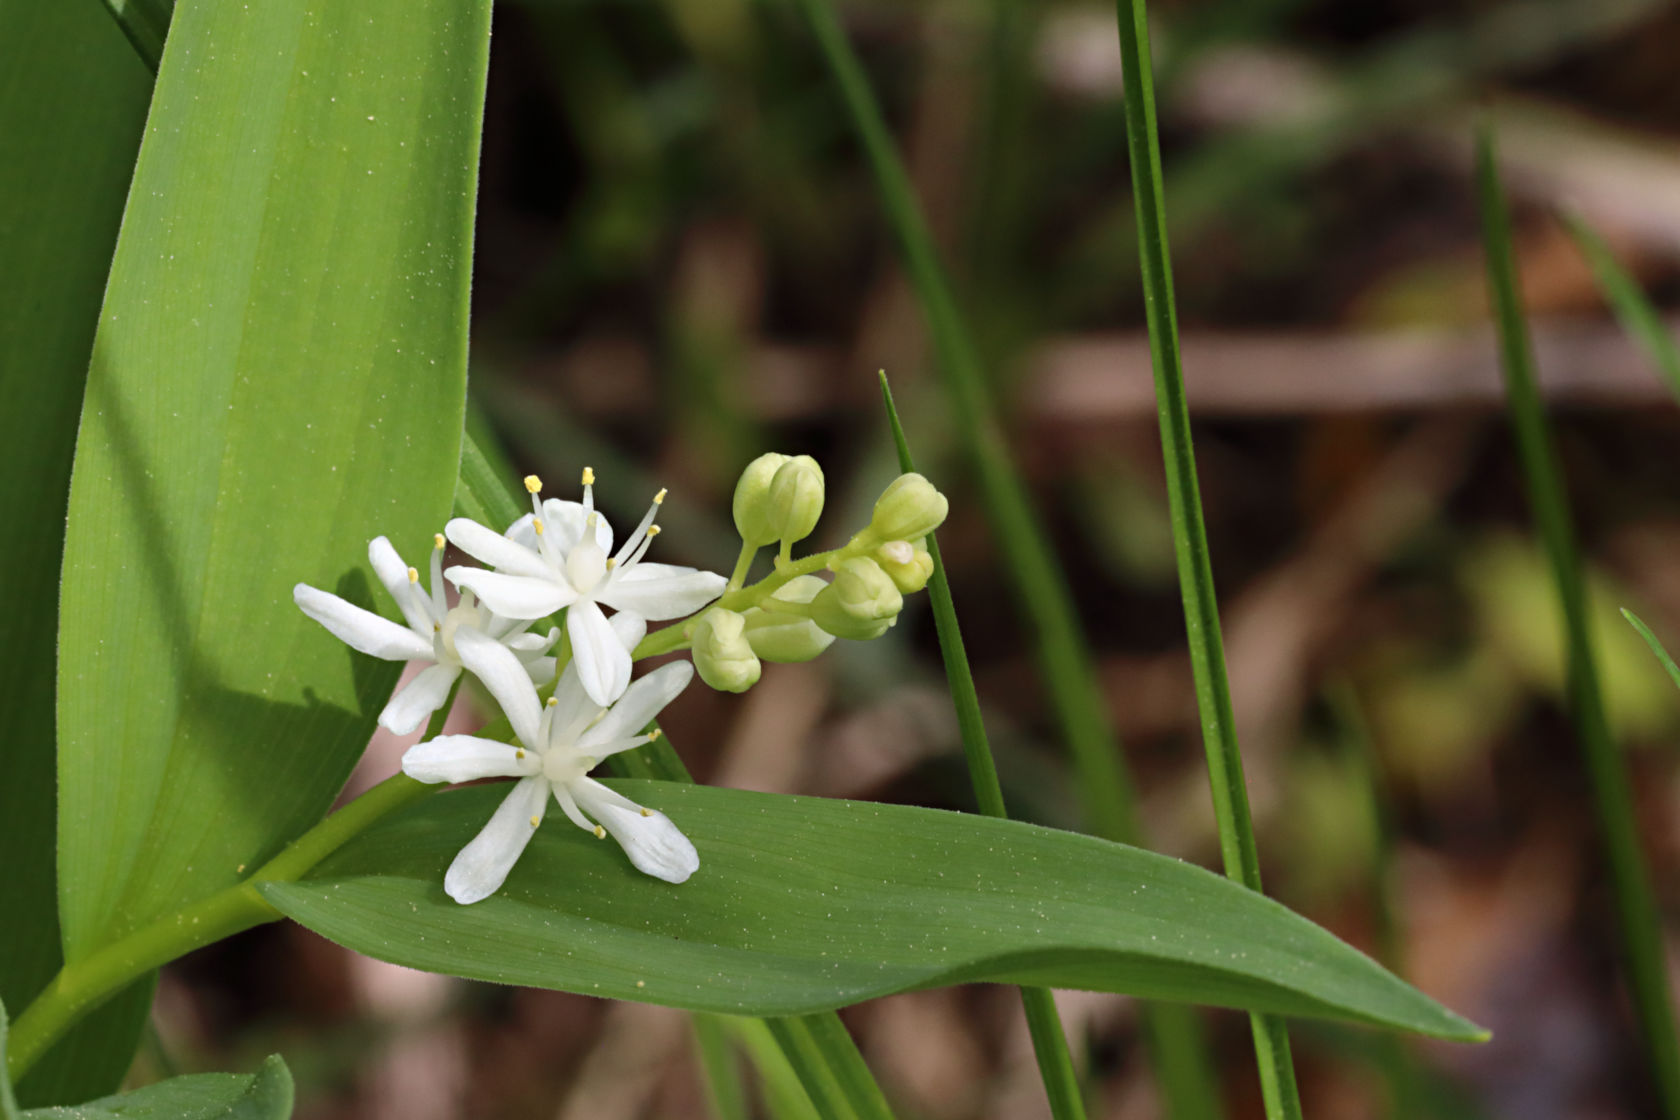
[524,474,543,493]
[546,696,559,707]
[640,808,651,818]
[581,466,595,486]
[533,518,545,536]
[654,488,667,504]
[434,533,445,549]
[516,749,526,759]
[406,567,419,583]
[648,728,663,741]
[529,815,540,828]
[433,622,441,632]
[587,512,599,525]
[636,980,645,988]
[605,557,618,570]
[593,824,606,839]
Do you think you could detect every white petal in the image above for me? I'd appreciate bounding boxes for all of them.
[445,518,553,579]
[454,627,545,749]
[505,512,538,550]
[402,734,535,784]
[580,661,693,752]
[294,584,432,661]
[567,599,631,708]
[446,567,576,620]
[369,537,435,635]
[573,778,698,884]
[504,630,555,654]
[598,563,727,620]
[608,610,647,652]
[378,661,461,735]
[444,777,548,904]
[522,656,558,687]
[543,498,612,555]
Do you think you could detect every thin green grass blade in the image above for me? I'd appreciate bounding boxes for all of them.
[723,1018,823,1120]
[459,426,897,1118]
[1624,609,1680,694]
[786,4,1222,1115]
[879,374,1085,1120]
[1562,212,1680,403]
[1477,121,1680,1117]
[694,1015,749,1120]
[1110,0,1304,1114]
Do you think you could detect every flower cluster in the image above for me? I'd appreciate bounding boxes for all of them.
[295,459,948,905]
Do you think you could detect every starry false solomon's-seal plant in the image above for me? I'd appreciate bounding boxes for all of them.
[282,459,950,899]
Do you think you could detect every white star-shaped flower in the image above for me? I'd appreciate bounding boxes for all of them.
[401,613,698,903]
[294,535,559,734]
[444,470,726,708]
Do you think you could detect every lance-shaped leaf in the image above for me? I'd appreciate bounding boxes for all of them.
[19,1055,292,1120]
[55,0,489,962]
[263,783,1484,1041]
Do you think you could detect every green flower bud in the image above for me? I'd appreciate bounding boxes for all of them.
[810,557,903,640]
[732,452,790,547]
[766,455,825,546]
[743,575,836,663]
[691,608,762,693]
[876,538,934,594]
[866,472,948,544]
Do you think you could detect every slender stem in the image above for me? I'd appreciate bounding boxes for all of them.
[880,375,1087,1119]
[7,689,459,1083]
[1477,122,1680,1118]
[1108,0,1303,1114]
[1624,609,1680,695]
[726,541,759,592]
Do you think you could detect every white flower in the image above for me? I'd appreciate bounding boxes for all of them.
[401,613,698,903]
[444,469,726,708]
[294,535,559,735]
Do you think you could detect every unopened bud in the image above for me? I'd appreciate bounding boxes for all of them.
[866,473,947,544]
[811,557,903,640]
[732,453,790,547]
[691,609,762,693]
[766,455,825,546]
[743,575,836,663]
[876,538,934,594]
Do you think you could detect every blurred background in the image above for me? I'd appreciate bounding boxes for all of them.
[139,0,1680,1115]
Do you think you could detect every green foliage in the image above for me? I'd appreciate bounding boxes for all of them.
[20,1056,293,1120]
[1477,120,1680,1116]
[1563,212,1680,402]
[262,782,1483,1040]
[53,0,487,974]
[1624,609,1680,695]
[0,0,157,1103]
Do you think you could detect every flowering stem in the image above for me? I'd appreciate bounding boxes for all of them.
[6,693,457,1082]
[725,542,758,592]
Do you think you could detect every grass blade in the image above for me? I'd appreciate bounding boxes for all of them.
[1109,0,1305,1114]
[694,1014,749,1120]
[1624,609,1680,694]
[787,3,1222,1115]
[1562,212,1680,403]
[1477,120,1680,1117]
[99,0,171,72]
[723,1018,823,1120]
[879,375,1086,1119]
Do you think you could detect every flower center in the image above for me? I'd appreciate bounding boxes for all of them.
[542,749,593,784]
[565,537,608,594]
[435,602,483,663]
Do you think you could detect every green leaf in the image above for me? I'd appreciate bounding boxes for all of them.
[1477,121,1680,1115]
[0,0,156,1104]
[98,0,172,71]
[261,782,1484,1041]
[1562,211,1680,404]
[2,999,17,1120]
[20,1054,292,1120]
[55,0,488,963]
[1624,609,1680,695]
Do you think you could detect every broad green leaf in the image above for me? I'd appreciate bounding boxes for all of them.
[98,0,171,70]
[20,1055,292,1120]
[56,0,489,962]
[0,0,156,1104]
[262,783,1484,1041]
